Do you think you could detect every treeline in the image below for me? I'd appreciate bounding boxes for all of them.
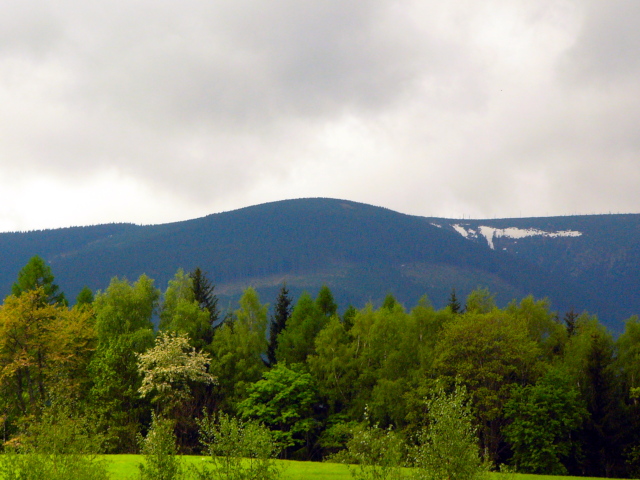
[2,256,640,477]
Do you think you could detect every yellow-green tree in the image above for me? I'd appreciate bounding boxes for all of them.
[0,288,95,432]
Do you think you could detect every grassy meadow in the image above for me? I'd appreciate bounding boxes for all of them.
[103,455,610,480]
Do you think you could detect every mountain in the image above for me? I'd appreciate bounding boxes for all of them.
[0,198,638,331]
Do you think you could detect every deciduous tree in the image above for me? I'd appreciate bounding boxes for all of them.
[88,275,158,452]
[504,369,587,474]
[433,310,542,464]
[209,287,268,412]
[137,331,216,417]
[0,288,95,427]
[160,269,214,350]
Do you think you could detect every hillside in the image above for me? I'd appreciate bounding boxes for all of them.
[428,214,640,326]
[0,198,637,330]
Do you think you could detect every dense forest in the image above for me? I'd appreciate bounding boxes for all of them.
[2,255,640,478]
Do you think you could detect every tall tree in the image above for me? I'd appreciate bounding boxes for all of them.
[209,287,268,412]
[564,316,627,477]
[557,314,628,476]
[0,288,95,432]
[433,310,543,464]
[11,255,67,306]
[308,315,356,417]
[267,283,292,366]
[88,275,158,452]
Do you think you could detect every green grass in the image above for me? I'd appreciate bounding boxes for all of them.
[105,455,351,479]
[102,455,613,480]
[0,454,612,480]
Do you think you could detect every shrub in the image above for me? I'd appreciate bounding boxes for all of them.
[196,412,282,480]
[331,409,405,480]
[137,414,184,480]
[0,405,109,480]
[411,385,487,480]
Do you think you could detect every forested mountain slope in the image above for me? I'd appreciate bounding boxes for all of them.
[0,198,637,330]
[428,214,640,329]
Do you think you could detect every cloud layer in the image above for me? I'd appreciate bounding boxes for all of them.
[1,1,638,231]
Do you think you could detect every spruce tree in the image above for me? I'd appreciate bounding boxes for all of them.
[267,283,292,365]
[447,288,461,314]
[189,267,220,327]
[564,309,578,336]
[12,255,67,306]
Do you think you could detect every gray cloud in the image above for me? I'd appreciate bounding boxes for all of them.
[1,1,639,230]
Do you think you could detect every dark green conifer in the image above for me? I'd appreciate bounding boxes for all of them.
[447,288,461,314]
[189,267,220,326]
[564,309,578,336]
[267,283,292,366]
[12,255,67,305]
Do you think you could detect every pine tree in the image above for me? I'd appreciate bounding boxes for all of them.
[267,283,292,366]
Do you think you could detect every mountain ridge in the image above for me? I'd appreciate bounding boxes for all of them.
[0,198,637,331]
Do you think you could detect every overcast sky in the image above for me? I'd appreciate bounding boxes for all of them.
[1,1,638,232]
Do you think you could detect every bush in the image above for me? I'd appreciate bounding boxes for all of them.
[411,385,487,480]
[196,412,282,480]
[0,405,110,480]
[330,410,405,480]
[138,414,184,480]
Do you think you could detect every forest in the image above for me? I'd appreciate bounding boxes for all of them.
[1,255,640,478]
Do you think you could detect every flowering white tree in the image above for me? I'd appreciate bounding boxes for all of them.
[137,331,216,415]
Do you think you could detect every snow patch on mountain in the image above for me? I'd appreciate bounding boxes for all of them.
[452,224,582,250]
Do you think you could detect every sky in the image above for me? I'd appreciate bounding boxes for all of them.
[1,1,639,232]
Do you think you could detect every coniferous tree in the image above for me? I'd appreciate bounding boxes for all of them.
[447,288,461,314]
[12,255,67,306]
[580,330,627,477]
[267,283,292,366]
[190,267,220,327]
[564,309,579,337]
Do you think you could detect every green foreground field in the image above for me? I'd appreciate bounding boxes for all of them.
[104,455,607,480]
